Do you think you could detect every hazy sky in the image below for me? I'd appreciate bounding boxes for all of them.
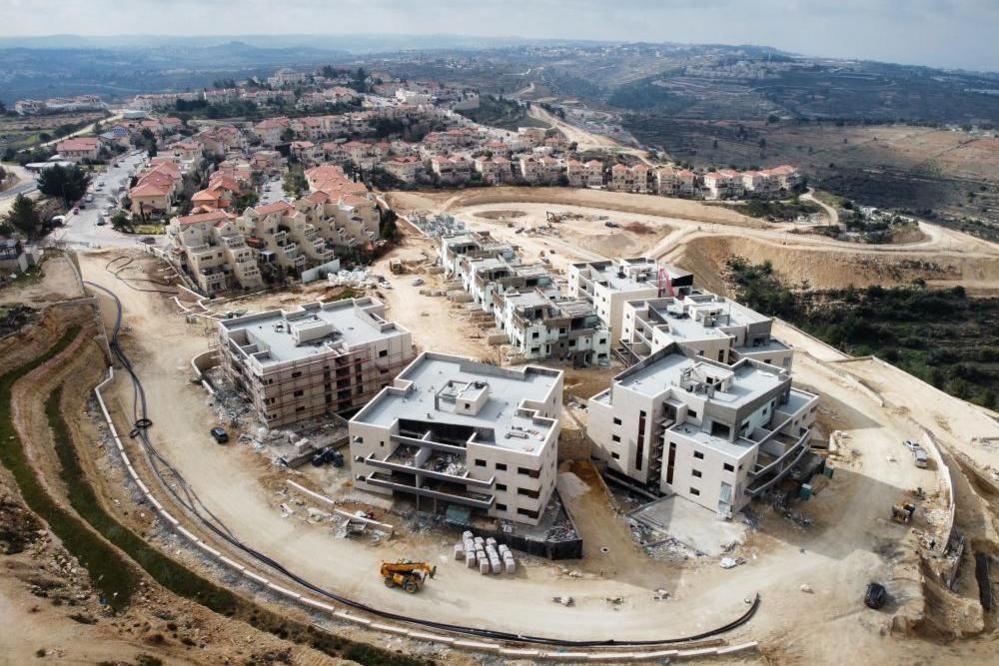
[3,0,999,71]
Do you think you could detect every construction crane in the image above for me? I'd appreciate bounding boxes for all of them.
[380,560,437,594]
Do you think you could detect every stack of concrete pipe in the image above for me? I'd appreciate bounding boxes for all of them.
[452,531,517,575]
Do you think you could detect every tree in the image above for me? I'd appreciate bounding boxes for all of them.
[3,194,41,238]
[38,164,91,205]
[110,211,133,233]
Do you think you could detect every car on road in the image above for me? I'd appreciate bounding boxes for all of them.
[96,216,106,226]
[72,207,80,214]
[85,193,94,202]
[140,236,156,245]
[210,427,229,444]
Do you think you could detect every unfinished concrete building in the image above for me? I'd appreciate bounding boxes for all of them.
[439,231,516,279]
[439,232,611,366]
[349,352,563,525]
[567,258,694,345]
[587,345,818,515]
[620,291,792,369]
[216,298,416,427]
[494,288,611,366]
[462,255,555,313]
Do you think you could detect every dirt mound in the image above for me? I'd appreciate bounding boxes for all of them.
[672,234,999,292]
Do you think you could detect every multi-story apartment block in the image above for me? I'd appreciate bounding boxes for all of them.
[439,232,516,279]
[703,169,745,200]
[218,298,415,427]
[253,117,290,146]
[462,256,555,313]
[587,345,818,515]
[567,159,605,188]
[494,288,611,366]
[166,210,263,295]
[621,292,793,369]
[349,352,563,525]
[238,201,324,272]
[383,156,422,183]
[568,259,694,344]
[431,155,473,185]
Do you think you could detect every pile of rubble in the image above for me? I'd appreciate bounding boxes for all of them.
[327,267,376,289]
[408,213,466,238]
[205,367,251,427]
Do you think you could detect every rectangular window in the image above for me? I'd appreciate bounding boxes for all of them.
[496,483,507,492]
[496,503,507,511]
[378,349,388,358]
[612,434,621,443]
[613,417,622,426]
[293,389,304,397]
[474,459,486,467]
[518,487,540,499]
[692,469,702,478]
[611,452,620,460]
[495,462,507,471]
[690,487,700,496]
[688,409,698,419]
[723,463,734,472]
[517,467,540,479]
[693,451,704,460]
[517,508,539,519]
[291,371,302,379]
[635,410,647,472]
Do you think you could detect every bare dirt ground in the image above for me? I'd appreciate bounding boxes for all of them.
[63,245,996,666]
[0,252,84,306]
[385,187,999,295]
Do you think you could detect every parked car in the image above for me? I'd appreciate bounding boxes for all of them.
[85,193,94,203]
[96,216,106,226]
[210,427,229,444]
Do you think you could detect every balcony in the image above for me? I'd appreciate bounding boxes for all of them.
[363,472,494,510]
[362,449,494,489]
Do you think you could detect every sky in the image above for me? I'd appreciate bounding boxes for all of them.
[2,0,999,71]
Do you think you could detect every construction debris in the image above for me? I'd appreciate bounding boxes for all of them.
[552,596,575,607]
[720,557,746,569]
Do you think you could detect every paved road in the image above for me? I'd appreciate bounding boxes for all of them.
[47,151,160,250]
[258,176,286,205]
[0,177,38,201]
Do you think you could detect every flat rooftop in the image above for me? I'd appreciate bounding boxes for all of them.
[576,259,692,293]
[220,298,406,367]
[354,353,562,453]
[669,422,756,459]
[615,348,787,409]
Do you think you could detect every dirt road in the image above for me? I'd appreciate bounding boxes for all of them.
[72,247,965,660]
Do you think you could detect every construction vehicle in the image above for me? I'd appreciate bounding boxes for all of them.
[891,501,916,524]
[380,560,436,594]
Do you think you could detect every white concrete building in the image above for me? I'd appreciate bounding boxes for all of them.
[621,291,793,369]
[494,288,612,366]
[349,352,563,525]
[588,345,818,515]
[218,298,415,427]
[568,258,694,345]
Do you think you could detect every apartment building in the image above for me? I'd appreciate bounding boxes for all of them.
[567,258,694,344]
[166,210,263,295]
[703,169,745,200]
[463,256,555,313]
[56,137,100,163]
[494,288,611,366]
[567,159,604,188]
[439,232,516,279]
[237,201,319,272]
[654,166,698,197]
[349,352,563,525]
[431,155,473,185]
[587,345,819,515]
[218,298,415,427]
[621,291,792,369]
